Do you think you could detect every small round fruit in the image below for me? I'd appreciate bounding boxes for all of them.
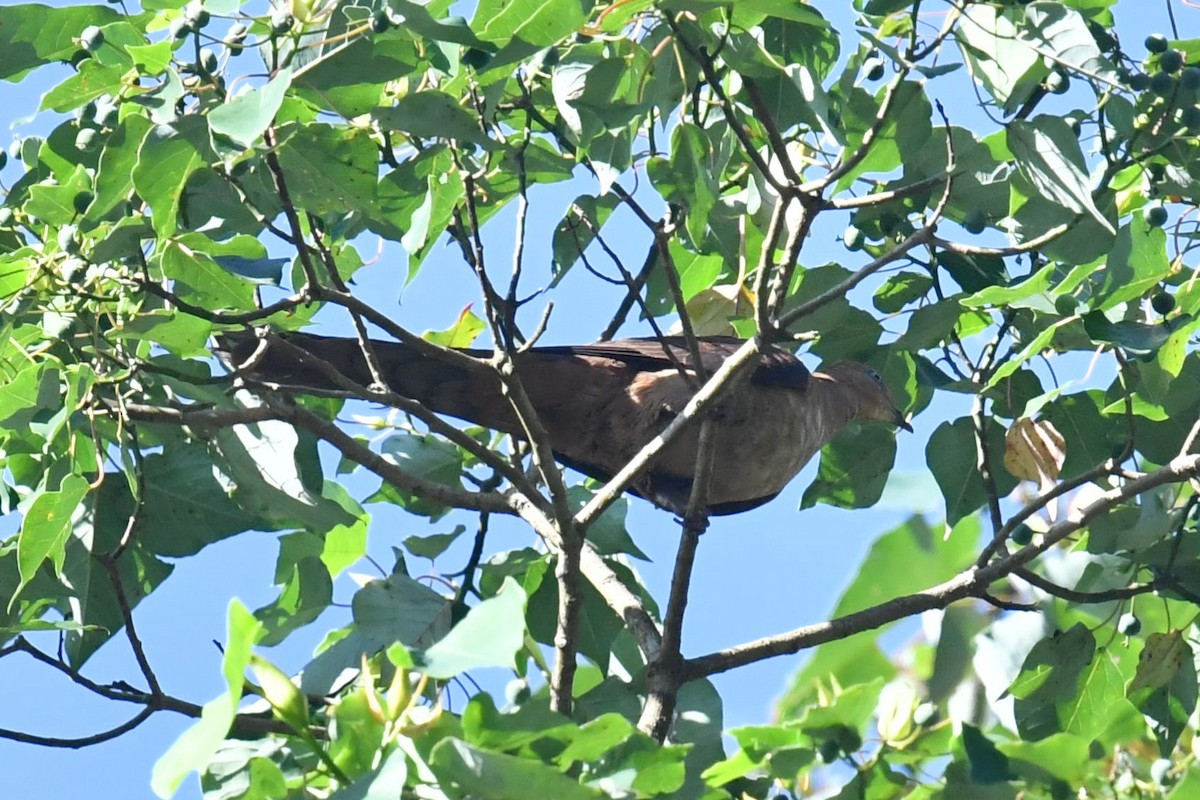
[1151,291,1175,314]
[169,17,192,40]
[199,47,218,73]
[963,209,987,234]
[1151,71,1175,95]
[1117,612,1142,636]
[370,10,391,33]
[864,57,885,81]
[1143,200,1168,227]
[817,739,841,764]
[80,25,105,52]
[843,225,865,251]
[74,128,100,153]
[72,190,94,215]
[1181,105,1200,133]
[1182,67,1200,91]
[183,1,210,29]
[94,102,118,128]
[1160,49,1184,75]
[226,22,248,54]
[270,9,294,34]
[1045,69,1069,95]
[1054,294,1078,316]
[504,679,530,706]
[20,136,42,165]
[1010,524,1034,546]
[1150,758,1172,785]
[74,101,97,125]
[913,702,939,727]
[1129,72,1150,92]
[57,224,80,253]
[1145,34,1169,54]
[0,150,7,170]
[461,48,492,70]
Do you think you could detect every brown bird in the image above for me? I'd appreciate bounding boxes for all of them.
[222,333,910,516]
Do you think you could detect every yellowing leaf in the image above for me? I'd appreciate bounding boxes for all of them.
[1004,418,1065,484]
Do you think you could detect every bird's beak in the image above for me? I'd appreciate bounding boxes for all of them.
[894,408,913,432]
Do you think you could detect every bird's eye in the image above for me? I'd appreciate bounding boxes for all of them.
[866,368,882,383]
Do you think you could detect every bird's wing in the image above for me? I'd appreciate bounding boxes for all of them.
[533,336,811,391]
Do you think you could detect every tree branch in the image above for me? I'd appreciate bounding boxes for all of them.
[682,454,1200,680]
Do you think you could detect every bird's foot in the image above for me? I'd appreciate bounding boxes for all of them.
[674,512,710,535]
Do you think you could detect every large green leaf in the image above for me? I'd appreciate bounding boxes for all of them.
[152,601,263,798]
[927,417,1017,526]
[430,738,605,799]
[1008,117,1113,235]
[0,3,126,80]
[777,516,979,716]
[418,576,526,678]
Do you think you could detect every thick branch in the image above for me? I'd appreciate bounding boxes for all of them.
[683,454,1200,680]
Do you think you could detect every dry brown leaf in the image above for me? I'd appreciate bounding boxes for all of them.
[1003,417,1066,484]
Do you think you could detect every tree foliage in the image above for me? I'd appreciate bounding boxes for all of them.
[3,0,1200,797]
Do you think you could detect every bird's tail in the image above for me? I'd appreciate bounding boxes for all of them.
[216,332,518,432]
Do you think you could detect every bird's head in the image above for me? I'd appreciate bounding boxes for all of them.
[817,361,912,432]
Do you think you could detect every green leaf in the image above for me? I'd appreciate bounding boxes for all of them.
[275,123,381,219]
[353,572,453,651]
[1008,117,1114,235]
[92,112,152,218]
[1010,624,1098,741]
[956,4,1042,111]
[375,432,465,519]
[777,516,978,715]
[327,750,408,800]
[1127,630,1198,756]
[294,35,418,118]
[1024,3,1117,81]
[119,310,211,357]
[0,363,62,431]
[424,307,485,348]
[430,738,605,799]
[248,654,309,732]
[418,577,526,678]
[962,263,1055,309]
[372,91,490,146]
[801,424,897,510]
[1083,311,1185,355]
[254,556,332,647]
[874,271,933,313]
[152,601,262,798]
[567,486,646,560]
[1091,218,1170,310]
[927,417,1016,526]
[160,240,256,310]
[0,3,125,80]
[16,474,88,591]
[211,414,355,533]
[472,0,588,47]
[960,724,1013,783]
[41,59,127,113]
[130,445,266,558]
[551,193,620,282]
[208,69,292,149]
[133,116,211,237]
[404,526,464,560]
